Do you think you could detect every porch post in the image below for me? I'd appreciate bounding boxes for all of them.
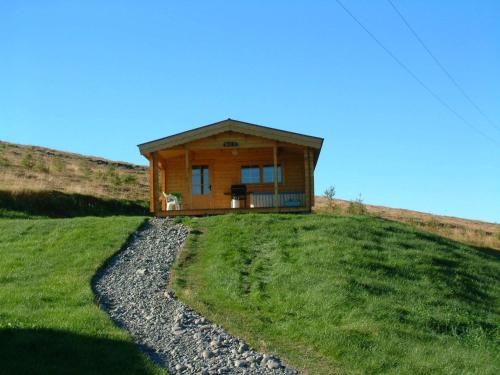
[273,143,278,208]
[149,152,160,215]
[161,163,167,211]
[184,145,190,209]
[304,147,311,210]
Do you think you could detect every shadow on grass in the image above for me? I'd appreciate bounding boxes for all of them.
[338,215,499,318]
[371,214,499,258]
[0,190,149,218]
[0,328,158,375]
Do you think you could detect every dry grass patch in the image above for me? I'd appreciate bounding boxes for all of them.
[314,197,500,251]
[0,140,148,201]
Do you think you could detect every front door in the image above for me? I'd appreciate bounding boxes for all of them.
[191,164,213,209]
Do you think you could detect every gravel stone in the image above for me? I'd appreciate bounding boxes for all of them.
[235,359,248,368]
[136,268,147,276]
[93,218,298,374]
[267,359,281,369]
[210,339,220,349]
[175,363,185,371]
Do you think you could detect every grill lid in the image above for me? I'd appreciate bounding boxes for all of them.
[231,184,247,196]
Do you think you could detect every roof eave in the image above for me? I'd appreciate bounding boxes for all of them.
[137,119,323,155]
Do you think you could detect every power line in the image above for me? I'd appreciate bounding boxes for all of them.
[334,0,499,146]
[387,0,500,133]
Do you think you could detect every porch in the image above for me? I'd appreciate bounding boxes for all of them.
[157,206,309,217]
[148,143,315,215]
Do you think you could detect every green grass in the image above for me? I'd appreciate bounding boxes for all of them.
[172,214,500,375]
[0,215,164,375]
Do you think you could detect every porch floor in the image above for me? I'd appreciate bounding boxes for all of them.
[157,206,309,217]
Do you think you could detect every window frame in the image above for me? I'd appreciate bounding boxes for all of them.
[240,165,261,184]
[240,164,284,185]
[262,164,282,184]
[192,165,210,195]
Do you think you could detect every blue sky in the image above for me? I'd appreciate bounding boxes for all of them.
[1,1,499,222]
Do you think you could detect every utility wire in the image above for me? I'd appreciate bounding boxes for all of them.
[387,0,500,133]
[334,0,499,146]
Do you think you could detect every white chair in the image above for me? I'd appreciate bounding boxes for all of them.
[163,192,180,211]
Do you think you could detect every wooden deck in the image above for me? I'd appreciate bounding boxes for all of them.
[157,206,310,217]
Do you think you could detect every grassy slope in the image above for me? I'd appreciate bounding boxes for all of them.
[315,197,500,251]
[0,216,164,375]
[173,214,500,375]
[0,140,148,201]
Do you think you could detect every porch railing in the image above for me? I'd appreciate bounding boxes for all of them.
[249,192,305,208]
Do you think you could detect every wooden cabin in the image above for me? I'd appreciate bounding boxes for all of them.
[138,119,323,216]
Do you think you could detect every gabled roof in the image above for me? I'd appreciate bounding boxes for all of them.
[138,118,324,155]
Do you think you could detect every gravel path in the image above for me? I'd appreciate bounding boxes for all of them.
[93,218,298,375]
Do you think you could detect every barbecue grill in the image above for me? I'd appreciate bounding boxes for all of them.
[230,184,247,208]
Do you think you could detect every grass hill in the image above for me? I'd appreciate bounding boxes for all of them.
[172,214,500,374]
[0,141,498,374]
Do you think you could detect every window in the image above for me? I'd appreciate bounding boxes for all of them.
[192,166,210,195]
[241,166,260,184]
[263,165,282,183]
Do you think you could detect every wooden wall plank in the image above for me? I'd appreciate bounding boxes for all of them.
[304,147,311,210]
[273,143,278,208]
[309,149,315,207]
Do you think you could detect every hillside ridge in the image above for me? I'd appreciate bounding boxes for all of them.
[0,140,148,201]
[0,140,498,249]
[1,140,146,170]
